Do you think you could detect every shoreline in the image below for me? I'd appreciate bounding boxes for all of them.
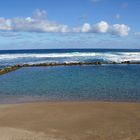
[0,98,140,105]
[0,94,140,105]
[0,101,140,140]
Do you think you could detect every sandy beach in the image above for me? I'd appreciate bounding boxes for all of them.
[0,102,140,140]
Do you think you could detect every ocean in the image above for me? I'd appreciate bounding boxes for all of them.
[0,49,140,103]
[0,49,140,68]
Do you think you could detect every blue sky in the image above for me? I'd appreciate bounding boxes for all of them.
[0,0,140,49]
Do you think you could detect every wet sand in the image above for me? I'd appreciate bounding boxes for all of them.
[0,101,140,140]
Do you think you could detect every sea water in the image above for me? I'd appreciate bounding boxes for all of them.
[0,64,140,103]
[0,49,140,69]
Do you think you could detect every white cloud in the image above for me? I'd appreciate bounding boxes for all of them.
[111,24,130,36]
[0,18,12,31]
[73,23,91,33]
[95,21,109,33]
[0,10,69,33]
[81,23,91,32]
[74,21,130,36]
[74,21,109,33]
[32,9,47,19]
[0,10,130,36]
[11,17,69,33]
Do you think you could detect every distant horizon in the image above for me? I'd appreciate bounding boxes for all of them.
[0,48,140,51]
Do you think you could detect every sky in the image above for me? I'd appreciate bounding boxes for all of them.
[0,0,140,50]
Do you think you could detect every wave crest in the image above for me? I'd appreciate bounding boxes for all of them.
[0,52,140,65]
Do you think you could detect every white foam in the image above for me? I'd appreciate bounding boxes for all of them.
[0,52,96,60]
[0,52,140,62]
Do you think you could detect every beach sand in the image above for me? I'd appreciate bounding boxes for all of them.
[0,102,140,140]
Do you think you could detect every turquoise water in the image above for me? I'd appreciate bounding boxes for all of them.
[0,65,140,103]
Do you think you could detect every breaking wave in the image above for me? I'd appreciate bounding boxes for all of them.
[0,52,140,61]
[0,51,140,68]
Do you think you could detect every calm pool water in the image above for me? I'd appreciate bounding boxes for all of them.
[0,65,140,103]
